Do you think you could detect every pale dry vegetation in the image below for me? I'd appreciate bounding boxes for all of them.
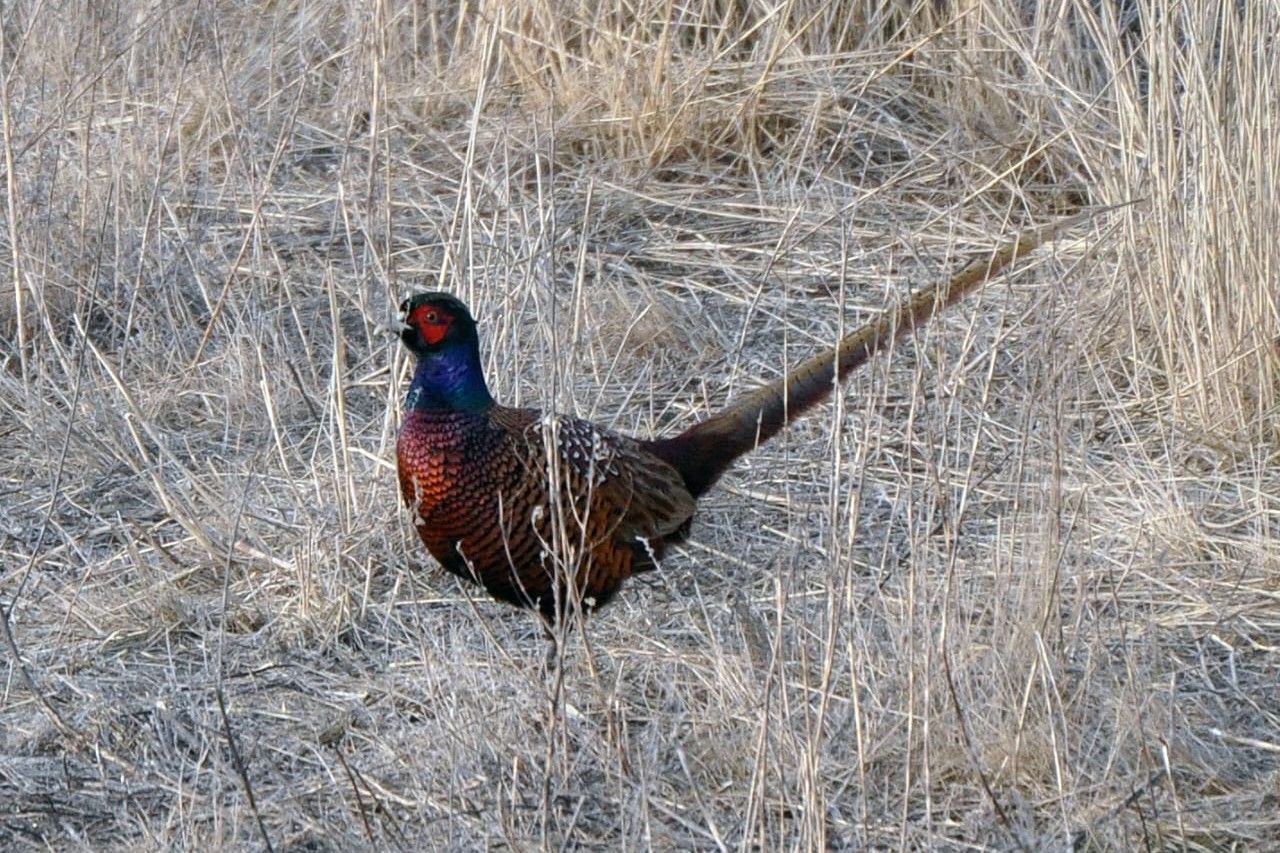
[2,0,1279,849]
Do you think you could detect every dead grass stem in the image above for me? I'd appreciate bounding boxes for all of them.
[2,0,1278,848]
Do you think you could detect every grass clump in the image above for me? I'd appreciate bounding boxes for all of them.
[2,0,1278,848]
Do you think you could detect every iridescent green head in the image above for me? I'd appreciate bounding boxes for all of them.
[399,292,492,413]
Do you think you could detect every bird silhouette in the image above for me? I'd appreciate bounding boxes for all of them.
[396,219,1074,621]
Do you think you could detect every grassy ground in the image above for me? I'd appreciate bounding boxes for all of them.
[2,0,1279,849]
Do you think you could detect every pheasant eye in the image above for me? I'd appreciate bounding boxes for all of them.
[411,303,454,345]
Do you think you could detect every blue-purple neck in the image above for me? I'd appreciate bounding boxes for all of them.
[405,344,494,413]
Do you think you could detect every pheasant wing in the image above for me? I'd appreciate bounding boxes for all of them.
[509,411,695,544]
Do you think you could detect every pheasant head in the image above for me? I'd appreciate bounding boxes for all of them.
[400,292,493,413]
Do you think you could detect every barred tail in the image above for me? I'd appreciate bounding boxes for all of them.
[649,215,1082,497]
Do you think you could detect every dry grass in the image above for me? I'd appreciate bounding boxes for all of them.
[3,0,1279,849]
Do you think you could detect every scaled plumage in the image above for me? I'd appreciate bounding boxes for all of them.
[398,405,694,616]
[395,218,1076,620]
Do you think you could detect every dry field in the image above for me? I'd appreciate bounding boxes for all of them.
[2,0,1278,849]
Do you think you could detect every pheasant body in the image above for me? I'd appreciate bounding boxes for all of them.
[395,219,1074,620]
[395,302,695,617]
[399,404,695,615]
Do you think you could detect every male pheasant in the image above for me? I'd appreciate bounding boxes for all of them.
[396,220,1074,621]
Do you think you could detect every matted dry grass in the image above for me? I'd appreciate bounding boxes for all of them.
[2,0,1278,849]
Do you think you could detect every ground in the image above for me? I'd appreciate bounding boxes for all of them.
[2,0,1279,849]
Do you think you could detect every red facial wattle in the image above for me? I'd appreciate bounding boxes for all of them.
[410,305,453,345]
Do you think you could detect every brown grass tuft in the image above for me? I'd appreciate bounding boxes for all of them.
[3,0,1279,848]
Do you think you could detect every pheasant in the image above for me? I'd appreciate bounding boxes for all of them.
[396,219,1075,621]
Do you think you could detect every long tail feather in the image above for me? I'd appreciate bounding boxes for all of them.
[648,214,1084,497]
